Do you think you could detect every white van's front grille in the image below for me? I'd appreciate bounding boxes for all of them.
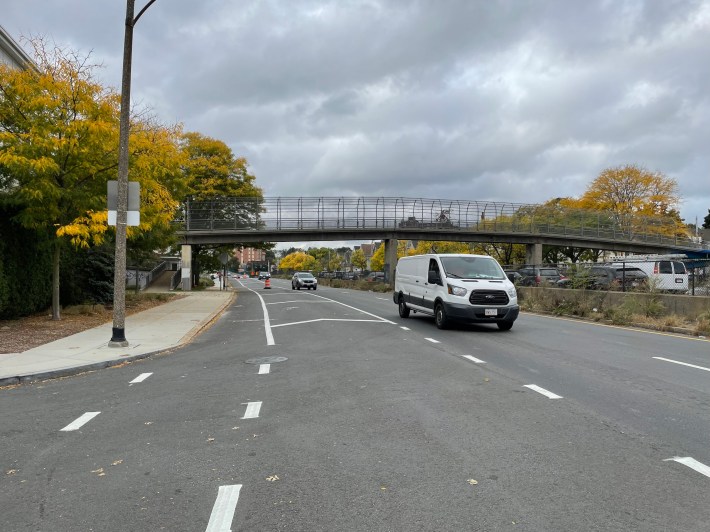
[469,290,509,305]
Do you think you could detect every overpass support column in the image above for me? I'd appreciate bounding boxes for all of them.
[181,244,192,291]
[525,243,543,266]
[384,239,398,285]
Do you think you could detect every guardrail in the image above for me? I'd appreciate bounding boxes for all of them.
[174,197,703,250]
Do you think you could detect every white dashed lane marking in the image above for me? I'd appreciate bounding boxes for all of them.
[425,338,440,344]
[241,401,262,419]
[664,457,710,479]
[205,484,242,532]
[129,372,153,384]
[523,384,563,399]
[462,355,486,364]
[258,364,270,375]
[60,412,101,432]
[653,357,710,372]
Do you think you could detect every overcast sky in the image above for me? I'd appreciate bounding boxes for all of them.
[4,1,709,234]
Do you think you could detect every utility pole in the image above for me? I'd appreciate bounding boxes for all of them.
[109,0,158,347]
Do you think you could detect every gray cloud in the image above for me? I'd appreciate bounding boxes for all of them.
[3,0,709,227]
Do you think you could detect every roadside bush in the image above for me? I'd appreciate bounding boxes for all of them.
[619,293,665,318]
[696,312,710,336]
[0,206,53,318]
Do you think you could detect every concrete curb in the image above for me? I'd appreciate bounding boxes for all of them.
[0,292,236,388]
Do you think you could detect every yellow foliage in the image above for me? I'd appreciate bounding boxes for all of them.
[279,251,317,271]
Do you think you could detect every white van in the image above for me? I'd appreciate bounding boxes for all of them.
[393,254,519,330]
[610,259,688,292]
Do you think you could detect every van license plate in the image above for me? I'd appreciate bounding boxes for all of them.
[675,278,683,283]
[485,309,497,316]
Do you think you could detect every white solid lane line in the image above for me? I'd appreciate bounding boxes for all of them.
[205,484,243,532]
[664,457,710,479]
[266,300,330,305]
[241,401,262,419]
[653,356,710,372]
[271,318,387,328]
[462,355,486,364]
[238,281,275,346]
[258,364,270,375]
[309,292,396,324]
[60,412,101,432]
[425,338,440,344]
[524,384,563,399]
[129,372,153,384]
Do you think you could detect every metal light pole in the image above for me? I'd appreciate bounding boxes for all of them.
[109,0,158,347]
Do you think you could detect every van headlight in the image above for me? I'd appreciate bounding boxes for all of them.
[507,286,517,298]
[447,284,467,297]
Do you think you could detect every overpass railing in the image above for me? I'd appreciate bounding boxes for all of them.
[175,197,701,249]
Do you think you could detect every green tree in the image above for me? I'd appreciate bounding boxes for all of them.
[703,210,710,229]
[179,132,264,283]
[351,248,367,270]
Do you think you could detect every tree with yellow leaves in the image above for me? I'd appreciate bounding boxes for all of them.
[575,164,684,237]
[279,251,317,272]
[0,40,185,319]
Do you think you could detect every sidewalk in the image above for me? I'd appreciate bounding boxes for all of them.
[0,288,234,386]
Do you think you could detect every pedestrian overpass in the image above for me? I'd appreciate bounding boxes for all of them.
[174,197,706,289]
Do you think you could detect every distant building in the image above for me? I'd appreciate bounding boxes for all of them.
[0,25,33,69]
[234,247,266,268]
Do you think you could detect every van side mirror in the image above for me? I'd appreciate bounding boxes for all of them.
[428,270,442,285]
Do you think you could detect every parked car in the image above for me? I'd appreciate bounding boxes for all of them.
[516,266,564,286]
[257,271,271,280]
[504,270,523,284]
[292,271,318,290]
[343,272,360,280]
[558,266,648,291]
[366,271,385,282]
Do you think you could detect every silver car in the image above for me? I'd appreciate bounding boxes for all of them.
[292,272,318,290]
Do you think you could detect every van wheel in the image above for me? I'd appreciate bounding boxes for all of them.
[434,303,448,329]
[313,286,317,290]
[497,321,513,331]
[291,283,295,290]
[398,297,410,318]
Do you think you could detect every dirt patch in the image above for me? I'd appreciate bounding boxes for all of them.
[0,293,185,354]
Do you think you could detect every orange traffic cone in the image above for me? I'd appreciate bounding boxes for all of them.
[264,277,271,289]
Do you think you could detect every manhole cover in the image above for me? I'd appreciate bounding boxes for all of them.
[245,356,288,364]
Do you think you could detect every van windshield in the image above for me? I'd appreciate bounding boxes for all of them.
[440,256,505,280]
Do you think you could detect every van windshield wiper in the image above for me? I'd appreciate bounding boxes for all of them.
[445,272,463,278]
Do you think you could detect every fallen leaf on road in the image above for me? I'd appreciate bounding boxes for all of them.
[380,486,387,491]
[111,460,123,466]
[144,422,153,425]
[91,468,104,474]
[207,437,215,443]
[266,475,279,482]
[231,426,239,430]
[467,479,478,485]
[6,469,17,475]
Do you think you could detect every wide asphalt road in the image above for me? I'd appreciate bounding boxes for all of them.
[1,278,709,531]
